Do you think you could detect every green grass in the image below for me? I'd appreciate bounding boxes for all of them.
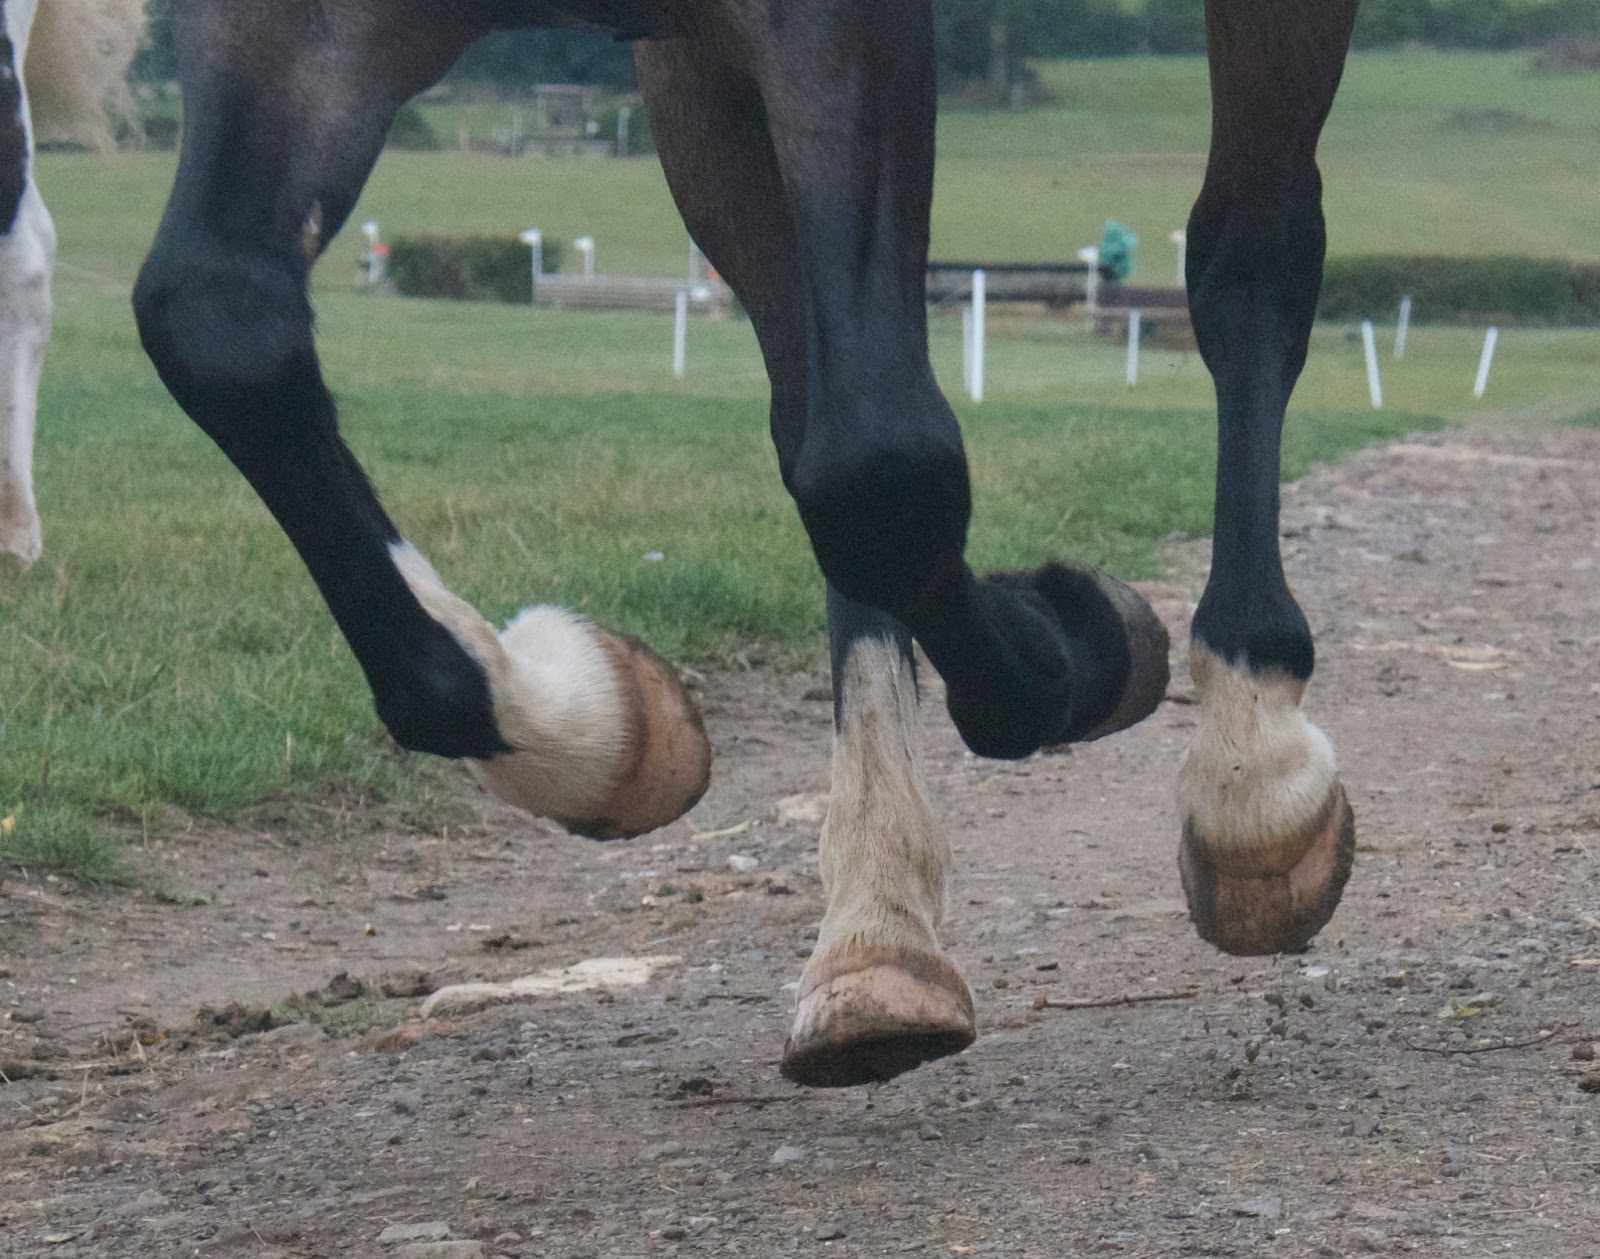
[6,50,1598,881]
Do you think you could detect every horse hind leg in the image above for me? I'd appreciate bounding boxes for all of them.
[1177,0,1359,955]
[782,593,974,1087]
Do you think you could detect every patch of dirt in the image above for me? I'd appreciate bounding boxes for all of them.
[3,426,1598,1257]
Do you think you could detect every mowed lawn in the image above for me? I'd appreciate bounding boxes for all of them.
[5,50,1597,876]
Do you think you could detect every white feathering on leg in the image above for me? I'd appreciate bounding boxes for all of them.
[811,637,951,968]
[388,540,629,818]
[1177,643,1338,865]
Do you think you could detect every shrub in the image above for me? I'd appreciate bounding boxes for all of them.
[389,235,565,303]
[387,101,440,151]
[1319,255,1600,325]
[591,98,655,155]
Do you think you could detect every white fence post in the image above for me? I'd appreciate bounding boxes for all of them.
[1394,294,1412,359]
[1473,326,1499,399]
[1125,309,1141,386]
[1077,246,1100,317]
[970,268,986,403]
[672,289,688,379]
[519,228,542,304]
[1361,320,1383,409]
[961,305,974,395]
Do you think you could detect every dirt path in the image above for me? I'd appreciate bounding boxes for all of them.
[3,426,1598,1258]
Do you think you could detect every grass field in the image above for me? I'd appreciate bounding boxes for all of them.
[5,51,1597,878]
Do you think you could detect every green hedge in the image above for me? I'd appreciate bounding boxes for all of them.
[389,235,565,303]
[1319,255,1600,325]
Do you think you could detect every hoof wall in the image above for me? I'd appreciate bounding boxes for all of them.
[781,951,976,1088]
[962,562,1169,757]
[1066,567,1170,742]
[1180,783,1356,956]
[554,632,711,841]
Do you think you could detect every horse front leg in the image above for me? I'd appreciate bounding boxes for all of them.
[133,7,707,837]
[749,0,1170,765]
[782,591,974,1086]
[0,182,49,571]
[640,32,973,1085]
[1178,0,1359,955]
[0,0,50,570]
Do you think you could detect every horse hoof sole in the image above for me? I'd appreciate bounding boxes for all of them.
[1180,781,1356,956]
[781,950,976,1088]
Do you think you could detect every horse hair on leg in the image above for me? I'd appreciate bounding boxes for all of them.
[0,0,52,570]
[781,592,974,1087]
[1178,644,1353,954]
[390,542,710,839]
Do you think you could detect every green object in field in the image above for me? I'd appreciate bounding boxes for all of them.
[1100,221,1138,281]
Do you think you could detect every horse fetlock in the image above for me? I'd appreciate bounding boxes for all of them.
[390,541,709,839]
[0,499,40,568]
[1177,644,1354,955]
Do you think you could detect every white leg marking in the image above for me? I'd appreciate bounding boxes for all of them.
[388,540,629,819]
[0,184,52,570]
[1177,643,1338,864]
[810,637,949,970]
[0,0,54,570]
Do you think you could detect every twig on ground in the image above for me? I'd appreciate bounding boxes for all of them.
[1033,989,1198,1012]
[1402,1026,1570,1056]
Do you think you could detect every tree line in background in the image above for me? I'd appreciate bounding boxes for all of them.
[132,0,1600,97]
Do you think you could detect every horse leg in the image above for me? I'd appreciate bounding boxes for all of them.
[134,9,707,837]
[785,592,976,1085]
[639,36,974,1085]
[1178,0,1359,955]
[0,1,49,570]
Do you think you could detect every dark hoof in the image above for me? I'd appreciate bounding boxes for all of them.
[947,562,1170,759]
[1180,783,1356,956]
[781,949,976,1088]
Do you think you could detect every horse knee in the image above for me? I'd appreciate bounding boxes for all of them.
[788,431,971,612]
[134,239,317,428]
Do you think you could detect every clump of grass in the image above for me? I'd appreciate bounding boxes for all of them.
[0,803,124,883]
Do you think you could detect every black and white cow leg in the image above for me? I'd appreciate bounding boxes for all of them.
[1177,0,1359,956]
[782,590,974,1088]
[0,0,50,571]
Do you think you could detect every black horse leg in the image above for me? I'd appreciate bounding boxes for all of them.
[640,36,975,1086]
[663,1,1166,765]
[135,8,709,837]
[1177,0,1359,956]
[134,10,495,757]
